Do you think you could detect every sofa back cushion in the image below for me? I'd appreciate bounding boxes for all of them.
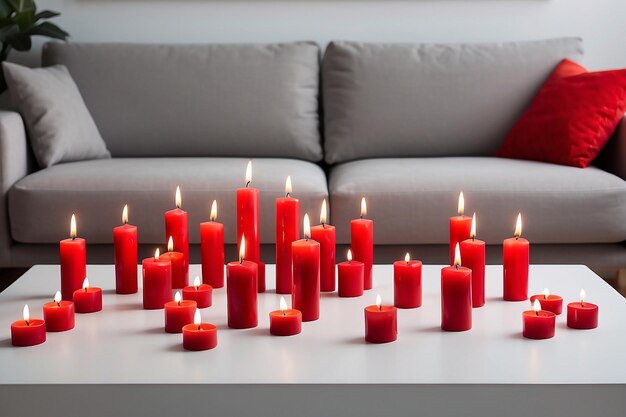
[322,38,583,164]
[43,42,322,161]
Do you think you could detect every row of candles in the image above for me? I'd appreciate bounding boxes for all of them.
[10,162,599,349]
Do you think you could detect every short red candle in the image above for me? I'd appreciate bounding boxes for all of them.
[503,213,529,301]
[351,198,373,290]
[237,161,262,291]
[530,289,563,315]
[73,278,102,314]
[183,310,218,351]
[114,205,138,294]
[183,276,213,308]
[567,289,598,329]
[310,199,336,293]
[459,213,485,308]
[441,244,472,331]
[60,213,87,301]
[11,305,46,347]
[394,254,422,309]
[276,176,300,294]
[292,214,320,322]
[364,295,397,343]
[142,250,172,310]
[270,297,302,336]
[200,200,225,288]
[523,300,556,339]
[164,292,197,333]
[449,192,472,266]
[43,291,75,332]
[160,236,186,289]
[227,237,258,329]
[164,186,189,287]
[338,250,364,297]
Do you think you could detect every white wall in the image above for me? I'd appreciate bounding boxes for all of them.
[12,0,626,70]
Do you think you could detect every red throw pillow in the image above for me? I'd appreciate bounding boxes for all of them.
[497,59,626,168]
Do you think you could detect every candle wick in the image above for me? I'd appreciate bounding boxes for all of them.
[176,204,181,209]
[56,301,61,307]
[240,259,243,265]
[84,287,88,292]
[25,320,29,326]
[283,310,286,316]
[246,181,251,188]
[71,236,75,241]
[197,325,201,331]
[379,305,382,311]
[360,214,363,219]
[581,301,584,307]
[535,310,539,316]
[472,236,475,242]
[455,264,459,270]
[515,235,520,240]
[286,192,290,198]
[322,222,325,228]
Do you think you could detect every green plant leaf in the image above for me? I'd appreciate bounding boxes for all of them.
[34,10,60,21]
[0,1,13,20]
[27,21,68,40]
[7,0,35,14]
[0,23,17,42]
[7,32,31,51]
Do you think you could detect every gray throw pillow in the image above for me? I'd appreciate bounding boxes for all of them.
[3,62,110,168]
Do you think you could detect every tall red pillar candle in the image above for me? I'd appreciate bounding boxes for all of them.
[292,214,320,322]
[503,213,529,301]
[441,244,472,331]
[523,299,556,339]
[165,186,189,285]
[142,249,172,310]
[351,197,373,290]
[394,253,422,309]
[270,296,302,336]
[338,249,364,297]
[183,276,213,308]
[365,294,397,343]
[276,176,300,294]
[311,199,336,292]
[460,213,485,308]
[114,204,138,294]
[227,236,258,329]
[200,200,225,288]
[73,278,102,313]
[160,236,186,289]
[449,192,472,265]
[237,161,263,292]
[60,213,86,301]
[183,309,218,351]
[164,291,197,333]
[567,289,599,329]
[43,291,75,332]
[530,288,563,315]
[11,305,46,347]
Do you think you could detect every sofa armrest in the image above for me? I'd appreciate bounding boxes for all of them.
[597,114,626,180]
[0,111,32,264]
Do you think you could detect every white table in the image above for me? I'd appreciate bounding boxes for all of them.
[1,264,625,417]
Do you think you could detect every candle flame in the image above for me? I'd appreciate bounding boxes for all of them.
[303,213,311,239]
[533,299,542,313]
[360,197,367,218]
[193,276,201,289]
[54,291,62,304]
[23,304,29,322]
[405,252,410,263]
[454,242,462,267]
[175,186,181,209]
[122,204,128,225]
[458,192,465,216]
[210,200,217,222]
[245,160,252,186]
[543,288,550,299]
[285,176,292,197]
[194,308,201,327]
[70,213,77,238]
[470,212,477,239]
[175,291,182,304]
[514,213,522,238]
[320,199,327,224]
[239,234,246,262]
[167,236,174,252]
[580,288,586,303]
[347,249,352,262]
[82,277,89,290]
[376,294,382,309]
[154,248,160,260]
[280,296,288,313]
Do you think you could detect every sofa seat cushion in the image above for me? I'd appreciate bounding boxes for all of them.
[9,158,328,245]
[329,157,626,245]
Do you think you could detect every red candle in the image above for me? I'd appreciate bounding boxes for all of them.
[460,213,485,308]
[394,253,422,309]
[449,192,472,266]
[530,288,563,315]
[292,214,320,322]
[503,213,529,301]
[276,176,300,294]
[164,291,197,333]
[200,200,225,288]
[310,199,336,293]
[227,236,258,329]
[73,278,102,314]
[164,186,189,286]
[43,291,75,332]
[269,296,302,336]
[60,213,86,301]
[142,249,173,310]
[351,197,373,290]
[183,309,218,351]
[114,204,138,294]
[338,249,364,297]
[364,294,397,343]
[441,244,472,332]
[11,305,46,347]
[183,276,213,308]
[523,299,556,339]
[237,161,264,292]
[567,289,599,329]
[160,236,186,289]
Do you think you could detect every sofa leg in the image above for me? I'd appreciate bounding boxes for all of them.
[0,267,28,293]
[618,269,626,298]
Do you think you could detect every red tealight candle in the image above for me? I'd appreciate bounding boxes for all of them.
[11,305,46,347]
[227,236,258,329]
[394,252,422,309]
[269,296,302,336]
[292,214,320,322]
[142,248,173,310]
[441,244,472,332]
[183,309,218,351]
[523,299,556,339]
[338,249,364,297]
[567,289,599,329]
[237,161,264,292]
[449,192,472,266]
[276,176,300,294]
[60,213,86,301]
[310,199,336,293]
[73,278,103,314]
[530,288,563,315]
[183,276,213,308]
[460,213,485,308]
[200,200,225,288]
[164,291,197,333]
[160,236,186,289]
[364,294,397,343]
[503,213,529,301]
[351,197,373,290]
[113,204,138,295]
[165,186,189,287]
[43,291,75,332]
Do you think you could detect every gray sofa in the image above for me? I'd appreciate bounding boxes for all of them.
[1,38,625,278]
